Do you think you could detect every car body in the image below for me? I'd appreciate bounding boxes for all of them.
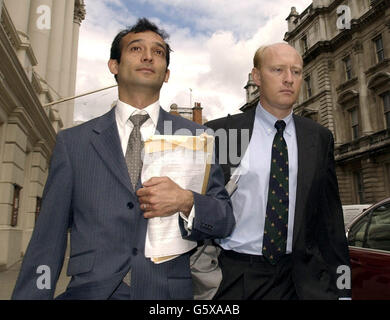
[346,198,390,300]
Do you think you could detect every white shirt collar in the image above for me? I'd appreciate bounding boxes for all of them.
[256,103,294,136]
[116,99,160,127]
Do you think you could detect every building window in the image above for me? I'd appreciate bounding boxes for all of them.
[343,55,353,81]
[35,197,42,223]
[382,91,390,129]
[350,107,359,139]
[304,75,312,98]
[353,171,365,204]
[301,35,308,53]
[11,184,22,227]
[374,35,384,63]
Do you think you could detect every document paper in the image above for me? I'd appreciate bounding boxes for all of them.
[142,133,214,264]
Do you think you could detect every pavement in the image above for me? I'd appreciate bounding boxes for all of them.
[0,254,71,300]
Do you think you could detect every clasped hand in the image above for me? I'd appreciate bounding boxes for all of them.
[136,177,194,218]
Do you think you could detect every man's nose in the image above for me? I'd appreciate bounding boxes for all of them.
[283,70,294,85]
[141,48,153,62]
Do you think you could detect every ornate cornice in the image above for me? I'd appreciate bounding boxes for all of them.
[352,40,363,54]
[74,0,86,25]
[288,0,390,64]
[365,58,390,77]
[336,77,358,93]
[0,12,56,150]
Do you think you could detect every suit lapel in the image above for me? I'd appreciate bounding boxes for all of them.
[156,107,170,134]
[90,107,133,194]
[292,115,317,248]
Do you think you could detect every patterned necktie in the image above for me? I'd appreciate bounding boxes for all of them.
[262,120,289,264]
[125,114,150,190]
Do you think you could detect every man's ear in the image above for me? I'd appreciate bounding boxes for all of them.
[164,69,170,83]
[251,67,261,87]
[108,59,119,76]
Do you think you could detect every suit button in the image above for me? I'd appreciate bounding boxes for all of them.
[127,202,134,209]
[132,248,138,256]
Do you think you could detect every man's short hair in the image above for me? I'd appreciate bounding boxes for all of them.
[110,17,172,68]
[253,45,269,69]
[253,43,303,69]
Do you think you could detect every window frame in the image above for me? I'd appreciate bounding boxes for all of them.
[349,107,359,140]
[11,184,22,227]
[304,75,312,99]
[381,91,390,129]
[373,35,385,63]
[343,55,353,81]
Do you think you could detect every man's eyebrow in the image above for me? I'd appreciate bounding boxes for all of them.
[270,64,302,69]
[126,39,166,52]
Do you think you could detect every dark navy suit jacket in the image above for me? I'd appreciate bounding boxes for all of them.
[206,106,351,299]
[12,107,234,300]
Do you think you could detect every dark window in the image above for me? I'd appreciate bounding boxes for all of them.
[343,55,353,80]
[365,204,390,252]
[353,171,364,204]
[11,185,22,227]
[348,212,370,247]
[382,91,390,129]
[35,197,42,223]
[350,107,359,139]
[301,36,308,52]
[348,202,390,252]
[304,76,312,98]
[374,36,384,63]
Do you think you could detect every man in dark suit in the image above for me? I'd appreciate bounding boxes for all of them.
[12,18,234,300]
[206,43,351,299]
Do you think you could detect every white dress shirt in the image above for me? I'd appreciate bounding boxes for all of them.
[115,99,195,228]
[115,99,160,155]
[217,103,298,255]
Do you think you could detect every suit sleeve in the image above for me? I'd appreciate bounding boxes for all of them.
[318,132,351,299]
[12,132,73,299]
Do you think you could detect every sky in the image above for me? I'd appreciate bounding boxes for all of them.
[74,0,313,123]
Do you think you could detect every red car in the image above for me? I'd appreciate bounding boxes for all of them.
[346,198,390,299]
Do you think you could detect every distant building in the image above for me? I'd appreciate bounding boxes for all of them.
[169,102,206,124]
[241,0,390,205]
[0,1,85,270]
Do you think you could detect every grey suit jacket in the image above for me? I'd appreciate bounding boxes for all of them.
[12,107,234,300]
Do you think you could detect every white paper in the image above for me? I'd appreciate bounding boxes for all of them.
[142,134,213,264]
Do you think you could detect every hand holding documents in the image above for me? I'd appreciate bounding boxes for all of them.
[141,133,214,264]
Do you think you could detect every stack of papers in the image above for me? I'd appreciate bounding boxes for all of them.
[142,133,214,264]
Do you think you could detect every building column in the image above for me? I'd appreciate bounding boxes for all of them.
[0,123,27,269]
[21,143,48,254]
[27,0,52,80]
[57,0,75,129]
[45,0,66,101]
[66,1,86,128]
[353,40,373,135]
[4,0,31,34]
[361,157,380,204]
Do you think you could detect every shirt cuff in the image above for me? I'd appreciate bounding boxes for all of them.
[179,206,195,230]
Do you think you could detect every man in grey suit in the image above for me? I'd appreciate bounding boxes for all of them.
[12,18,234,300]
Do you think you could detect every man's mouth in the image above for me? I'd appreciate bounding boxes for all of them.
[280,89,294,94]
[137,68,155,73]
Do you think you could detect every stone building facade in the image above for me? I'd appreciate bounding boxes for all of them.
[0,0,85,270]
[283,0,390,205]
[243,0,390,205]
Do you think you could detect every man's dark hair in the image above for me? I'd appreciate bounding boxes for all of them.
[110,17,172,68]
